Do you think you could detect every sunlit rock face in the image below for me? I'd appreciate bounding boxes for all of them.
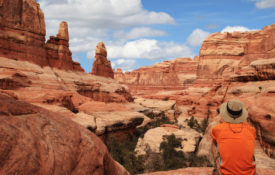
[114,57,199,95]
[0,92,130,175]
[91,42,114,79]
[0,0,83,72]
[0,0,47,66]
[135,125,201,156]
[46,21,84,71]
[196,24,275,86]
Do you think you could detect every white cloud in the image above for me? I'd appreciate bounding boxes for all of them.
[252,0,275,8]
[106,39,194,60]
[112,59,138,72]
[39,0,177,65]
[113,27,167,40]
[39,0,175,37]
[187,29,210,46]
[221,26,258,33]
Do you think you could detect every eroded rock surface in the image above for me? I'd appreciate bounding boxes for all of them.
[91,42,114,78]
[0,92,130,175]
[0,0,83,72]
[46,21,84,71]
[115,58,198,95]
[135,125,201,156]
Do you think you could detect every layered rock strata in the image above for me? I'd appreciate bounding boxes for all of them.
[46,22,84,71]
[0,57,138,141]
[115,58,198,95]
[196,24,275,85]
[0,0,83,71]
[91,42,114,78]
[0,0,47,66]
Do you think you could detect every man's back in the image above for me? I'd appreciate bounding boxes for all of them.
[211,123,256,175]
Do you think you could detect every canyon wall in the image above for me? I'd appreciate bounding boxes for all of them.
[115,24,275,159]
[196,24,275,85]
[115,57,198,95]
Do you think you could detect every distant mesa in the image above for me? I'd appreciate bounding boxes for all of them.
[0,0,83,72]
[91,41,114,79]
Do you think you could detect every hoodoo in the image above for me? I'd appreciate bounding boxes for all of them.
[91,42,114,78]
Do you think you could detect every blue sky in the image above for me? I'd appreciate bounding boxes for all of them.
[38,0,275,72]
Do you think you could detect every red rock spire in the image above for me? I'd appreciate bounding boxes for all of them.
[91,42,114,78]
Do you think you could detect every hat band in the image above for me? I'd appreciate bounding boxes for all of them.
[226,103,242,117]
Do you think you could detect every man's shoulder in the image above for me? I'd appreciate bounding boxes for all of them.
[244,123,256,135]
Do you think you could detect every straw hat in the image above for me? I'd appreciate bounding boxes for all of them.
[219,99,248,124]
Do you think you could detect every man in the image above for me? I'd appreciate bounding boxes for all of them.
[211,99,256,175]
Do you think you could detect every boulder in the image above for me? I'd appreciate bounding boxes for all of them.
[135,126,201,156]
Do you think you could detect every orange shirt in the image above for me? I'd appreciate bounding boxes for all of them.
[211,123,256,175]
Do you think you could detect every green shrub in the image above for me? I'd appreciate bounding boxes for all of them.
[159,134,186,170]
[106,136,144,175]
[187,116,209,133]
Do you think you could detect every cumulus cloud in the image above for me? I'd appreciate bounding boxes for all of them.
[112,59,138,72]
[87,39,193,60]
[113,27,167,40]
[221,26,258,33]
[252,0,275,8]
[107,39,194,60]
[39,0,175,37]
[187,29,210,46]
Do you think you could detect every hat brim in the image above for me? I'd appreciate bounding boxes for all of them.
[219,102,248,124]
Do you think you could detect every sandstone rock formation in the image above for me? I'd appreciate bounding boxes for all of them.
[0,92,130,175]
[73,111,147,142]
[0,0,47,66]
[91,42,114,78]
[0,57,137,140]
[46,21,84,71]
[0,0,83,72]
[196,23,275,85]
[135,125,201,156]
[114,57,198,95]
[134,97,179,121]
[114,23,275,167]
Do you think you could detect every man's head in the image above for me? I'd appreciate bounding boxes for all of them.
[219,99,248,124]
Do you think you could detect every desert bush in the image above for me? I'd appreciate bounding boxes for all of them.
[159,134,186,170]
[106,136,144,175]
[186,116,209,133]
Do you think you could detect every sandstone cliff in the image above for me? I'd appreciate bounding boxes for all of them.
[0,0,83,72]
[0,0,47,66]
[115,57,198,95]
[91,42,114,78]
[196,23,275,85]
